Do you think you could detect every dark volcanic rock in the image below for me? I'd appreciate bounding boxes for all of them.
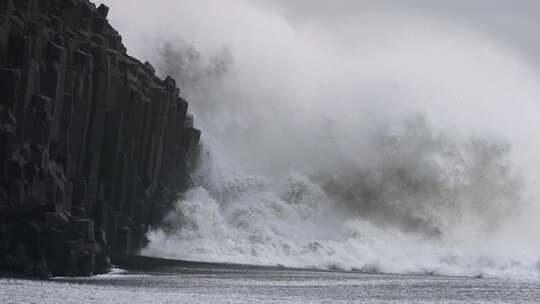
[0,0,201,278]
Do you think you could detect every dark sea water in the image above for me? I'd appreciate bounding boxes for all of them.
[1,265,539,304]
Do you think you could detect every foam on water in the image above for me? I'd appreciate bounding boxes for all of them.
[142,133,540,280]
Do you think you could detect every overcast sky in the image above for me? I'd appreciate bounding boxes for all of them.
[249,0,540,66]
[99,0,540,69]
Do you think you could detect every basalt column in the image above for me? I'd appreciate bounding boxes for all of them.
[0,0,201,278]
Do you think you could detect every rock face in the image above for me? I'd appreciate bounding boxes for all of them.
[0,0,201,278]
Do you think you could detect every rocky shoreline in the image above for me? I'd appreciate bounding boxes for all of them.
[0,0,200,278]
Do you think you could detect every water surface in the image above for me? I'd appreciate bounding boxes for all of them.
[1,266,539,304]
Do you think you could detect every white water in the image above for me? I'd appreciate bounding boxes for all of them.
[100,0,540,279]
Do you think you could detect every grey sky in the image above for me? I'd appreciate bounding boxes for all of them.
[251,0,540,67]
[99,0,540,68]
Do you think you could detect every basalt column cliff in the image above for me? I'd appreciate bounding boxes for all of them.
[0,0,201,277]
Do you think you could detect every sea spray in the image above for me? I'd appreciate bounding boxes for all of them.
[143,117,537,279]
[101,0,540,279]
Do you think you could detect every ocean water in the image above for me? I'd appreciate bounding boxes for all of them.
[1,266,539,304]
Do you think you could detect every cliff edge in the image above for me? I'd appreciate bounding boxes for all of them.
[0,0,201,277]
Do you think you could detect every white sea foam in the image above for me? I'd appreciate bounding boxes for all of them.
[143,137,540,280]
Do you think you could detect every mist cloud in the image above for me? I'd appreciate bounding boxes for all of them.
[100,0,540,277]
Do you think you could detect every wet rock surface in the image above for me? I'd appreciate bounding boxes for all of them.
[0,0,201,278]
